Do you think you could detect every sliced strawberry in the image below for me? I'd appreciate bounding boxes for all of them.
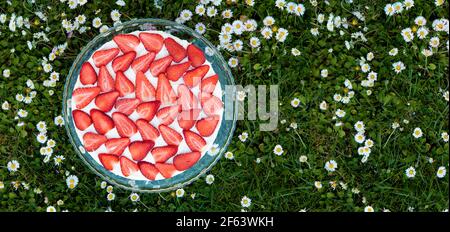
[173,152,201,171]
[83,132,107,152]
[150,56,173,77]
[115,98,140,115]
[80,62,97,85]
[72,87,101,109]
[131,52,156,73]
[187,44,206,67]
[135,71,156,102]
[200,93,223,116]
[136,101,160,121]
[97,66,115,92]
[98,153,119,171]
[177,84,199,111]
[156,73,177,105]
[166,61,191,81]
[105,137,130,155]
[177,109,201,130]
[112,51,136,72]
[136,119,160,141]
[120,156,139,177]
[113,34,140,53]
[154,163,177,179]
[92,48,119,67]
[129,140,155,161]
[156,105,181,125]
[138,161,159,180]
[201,74,218,94]
[72,110,92,131]
[139,32,164,53]
[151,145,178,163]
[90,109,114,135]
[95,91,119,112]
[159,124,183,146]
[115,71,134,97]
[112,112,137,138]
[164,37,186,62]
[196,115,220,137]
[183,130,206,152]
[183,65,209,88]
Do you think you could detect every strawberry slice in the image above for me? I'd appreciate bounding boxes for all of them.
[136,101,160,121]
[92,48,119,67]
[97,66,115,92]
[138,161,159,180]
[135,71,156,102]
[131,52,156,73]
[98,153,119,171]
[201,74,218,94]
[200,93,223,116]
[136,119,160,141]
[187,44,206,67]
[95,91,119,112]
[113,34,140,53]
[183,65,210,88]
[115,98,140,115]
[129,140,155,161]
[112,112,138,138]
[196,115,220,137]
[112,51,136,72]
[90,109,114,135]
[80,62,97,85]
[115,71,134,97]
[177,84,199,111]
[72,87,101,109]
[156,73,177,105]
[166,61,191,81]
[72,110,92,131]
[150,56,173,77]
[183,130,206,152]
[120,156,139,177]
[156,105,181,125]
[164,37,186,62]
[105,137,130,155]
[155,163,177,179]
[177,109,201,130]
[83,132,107,152]
[159,124,183,146]
[151,145,178,163]
[139,32,164,53]
[173,152,201,171]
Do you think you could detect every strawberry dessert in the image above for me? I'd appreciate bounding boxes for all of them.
[71,31,223,181]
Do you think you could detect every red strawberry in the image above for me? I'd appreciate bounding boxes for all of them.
[150,56,173,77]
[138,161,159,180]
[112,51,136,72]
[105,137,130,155]
[156,73,177,105]
[83,132,107,151]
[136,101,160,121]
[115,98,140,115]
[201,74,218,94]
[98,153,119,171]
[136,119,160,141]
[120,156,139,177]
[112,112,137,138]
[183,130,206,152]
[196,115,220,137]
[177,84,199,111]
[177,109,201,130]
[164,37,186,62]
[156,105,181,125]
[200,93,223,116]
[151,145,178,163]
[92,48,119,67]
[115,71,134,97]
[159,124,183,146]
[113,34,140,53]
[187,44,206,67]
[183,65,209,88]
[90,109,114,135]
[166,61,191,81]
[95,91,119,112]
[97,66,115,92]
[139,33,164,53]
[173,152,201,171]
[73,87,101,109]
[80,62,97,85]
[135,71,156,102]
[72,110,92,131]
[154,163,177,179]
[131,52,156,73]
[129,140,155,161]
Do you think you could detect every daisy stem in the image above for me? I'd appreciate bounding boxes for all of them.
[293,129,307,149]
[383,128,396,149]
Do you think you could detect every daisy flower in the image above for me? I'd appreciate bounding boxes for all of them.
[228,57,239,68]
[2,101,10,110]
[441,132,449,142]
[92,17,102,28]
[195,4,206,16]
[263,16,275,27]
[66,175,79,189]
[233,39,243,51]
[295,3,305,16]
[392,2,403,13]
[291,48,301,56]
[335,109,346,118]
[354,121,365,132]
[412,127,423,139]
[314,181,323,189]
[437,166,446,178]
[414,16,426,26]
[110,10,121,21]
[275,0,286,9]
[232,20,244,35]
[205,174,215,185]
[275,28,288,42]
[195,23,206,34]
[405,166,416,178]
[324,160,338,172]
[238,132,248,142]
[291,98,300,107]
[221,9,232,19]
[176,188,185,198]
[130,193,140,202]
[286,2,297,14]
[241,196,251,208]
[364,206,374,212]
[206,6,217,17]
[319,101,328,110]
[273,145,284,156]
[224,151,234,160]
[333,94,342,102]
[107,193,115,201]
[7,160,20,172]
[310,28,319,36]
[46,206,56,212]
[392,61,405,74]
[354,133,366,144]
[261,27,273,39]
[403,0,414,9]
[249,37,261,49]
[401,28,414,42]
[429,37,440,48]
[389,48,398,56]
[321,69,328,77]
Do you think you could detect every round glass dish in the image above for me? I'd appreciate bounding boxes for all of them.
[62,18,237,193]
